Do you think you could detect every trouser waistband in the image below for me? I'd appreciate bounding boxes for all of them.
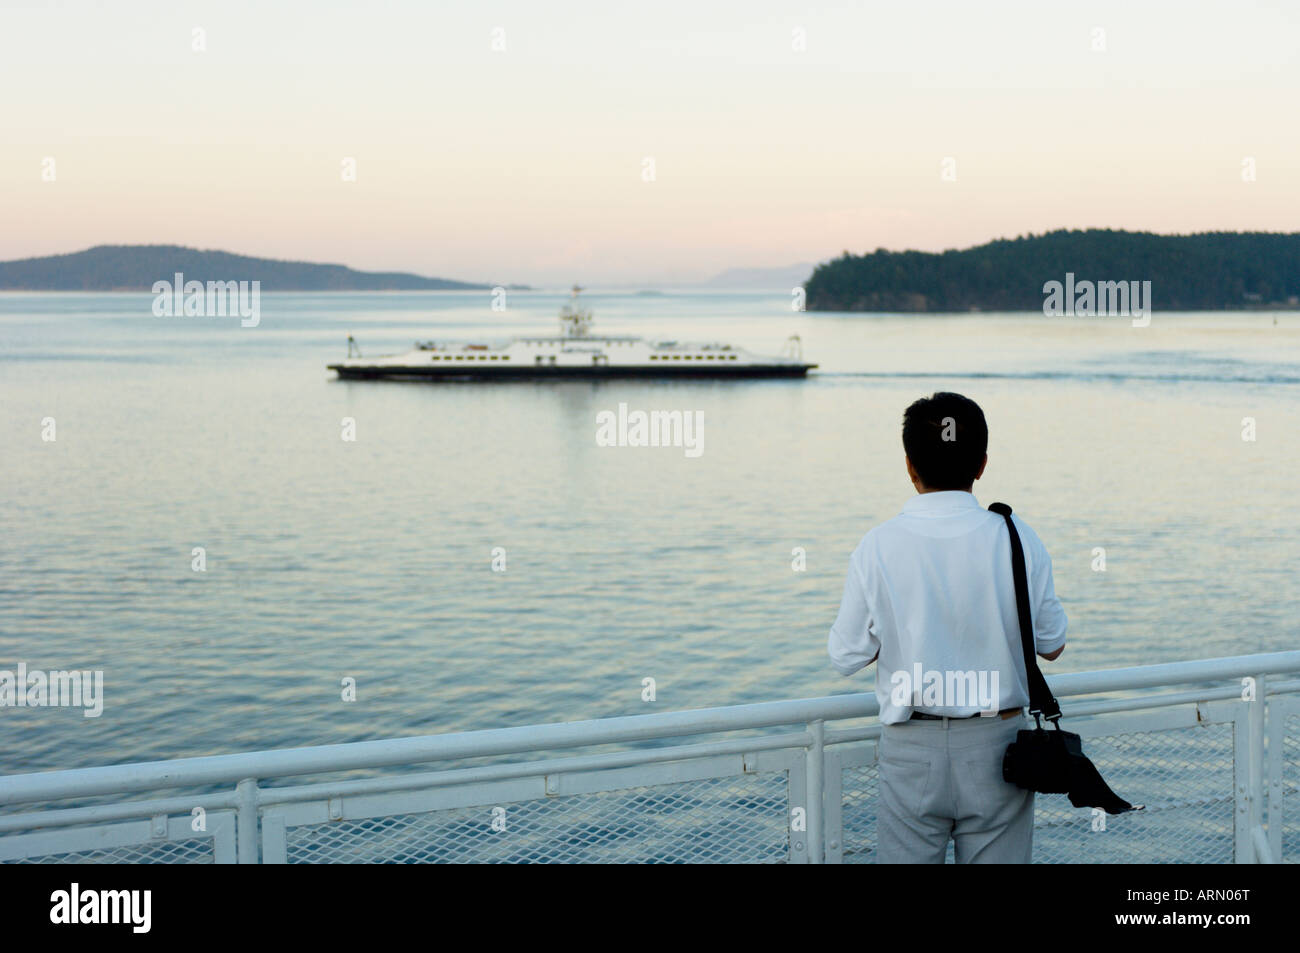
[909,707,1023,721]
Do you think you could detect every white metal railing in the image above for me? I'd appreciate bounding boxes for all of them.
[2,651,1299,863]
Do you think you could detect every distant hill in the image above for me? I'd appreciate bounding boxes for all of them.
[0,245,517,291]
[701,263,815,290]
[803,230,1300,312]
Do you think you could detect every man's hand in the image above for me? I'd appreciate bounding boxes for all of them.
[1039,646,1064,661]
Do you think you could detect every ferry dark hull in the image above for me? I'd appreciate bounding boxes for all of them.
[329,363,817,381]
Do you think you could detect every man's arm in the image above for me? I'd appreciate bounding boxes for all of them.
[1021,519,1068,661]
[827,549,881,675]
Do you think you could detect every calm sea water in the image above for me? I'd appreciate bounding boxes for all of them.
[2,291,1298,775]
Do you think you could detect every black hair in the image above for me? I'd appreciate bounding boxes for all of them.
[901,392,988,490]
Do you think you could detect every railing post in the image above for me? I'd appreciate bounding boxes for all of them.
[1267,683,1285,862]
[807,720,825,864]
[1248,674,1267,862]
[236,778,260,864]
[1233,693,1250,863]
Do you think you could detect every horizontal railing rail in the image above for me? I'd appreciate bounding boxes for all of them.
[2,650,1299,863]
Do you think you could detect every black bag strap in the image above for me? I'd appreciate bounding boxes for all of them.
[988,503,1061,723]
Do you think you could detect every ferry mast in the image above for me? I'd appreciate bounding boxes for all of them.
[559,284,593,338]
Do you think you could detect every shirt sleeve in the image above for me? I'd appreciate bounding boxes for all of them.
[1020,522,1068,655]
[827,548,880,676]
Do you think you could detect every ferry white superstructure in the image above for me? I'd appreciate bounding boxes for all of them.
[328,287,816,380]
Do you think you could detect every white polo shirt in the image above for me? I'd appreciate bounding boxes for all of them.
[827,490,1067,725]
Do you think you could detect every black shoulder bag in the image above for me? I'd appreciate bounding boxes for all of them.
[989,502,1140,815]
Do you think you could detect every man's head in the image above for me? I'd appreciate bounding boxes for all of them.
[901,392,988,492]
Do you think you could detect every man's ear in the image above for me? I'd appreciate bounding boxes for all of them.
[974,453,988,481]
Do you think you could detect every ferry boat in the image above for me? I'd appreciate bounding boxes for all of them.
[328,287,816,380]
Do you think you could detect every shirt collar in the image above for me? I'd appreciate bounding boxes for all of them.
[902,490,982,517]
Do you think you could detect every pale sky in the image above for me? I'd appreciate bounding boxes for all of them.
[2,0,1298,285]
